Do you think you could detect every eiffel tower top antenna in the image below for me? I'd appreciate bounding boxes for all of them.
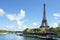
[43,3,46,20]
[43,0,46,19]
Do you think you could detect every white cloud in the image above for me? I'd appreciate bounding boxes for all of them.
[16,9,25,28]
[0,8,5,16]
[15,25,29,31]
[16,9,25,20]
[32,22,37,26]
[6,26,14,28]
[6,9,25,21]
[20,25,29,31]
[16,20,24,27]
[31,22,39,28]
[6,14,16,21]
[53,13,60,19]
[54,17,59,19]
[53,22,58,28]
[6,9,28,31]
[0,9,28,31]
[53,13,60,17]
[5,25,16,31]
[23,25,29,28]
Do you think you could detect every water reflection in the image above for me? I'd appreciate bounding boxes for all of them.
[24,37,40,40]
[17,35,40,40]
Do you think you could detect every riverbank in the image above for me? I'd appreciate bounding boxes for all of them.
[24,34,58,40]
[16,33,58,40]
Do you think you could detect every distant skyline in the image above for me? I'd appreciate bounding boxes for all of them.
[0,0,60,31]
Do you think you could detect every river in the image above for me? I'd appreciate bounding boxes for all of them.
[0,34,60,40]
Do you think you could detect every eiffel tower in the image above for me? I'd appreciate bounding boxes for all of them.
[40,4,49,28]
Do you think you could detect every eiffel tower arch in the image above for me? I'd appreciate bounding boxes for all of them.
[40,4,49,28]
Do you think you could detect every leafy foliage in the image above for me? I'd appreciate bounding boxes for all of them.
[23,25,60,36]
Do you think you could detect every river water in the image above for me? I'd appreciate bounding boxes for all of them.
[0,34,60,40]
[0,34,41,40]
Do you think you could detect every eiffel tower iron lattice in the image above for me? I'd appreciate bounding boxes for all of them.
[40,4,49,28]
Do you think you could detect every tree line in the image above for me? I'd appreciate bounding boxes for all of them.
[23,24,60,37]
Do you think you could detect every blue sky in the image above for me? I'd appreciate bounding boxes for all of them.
[0,0,60,31]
